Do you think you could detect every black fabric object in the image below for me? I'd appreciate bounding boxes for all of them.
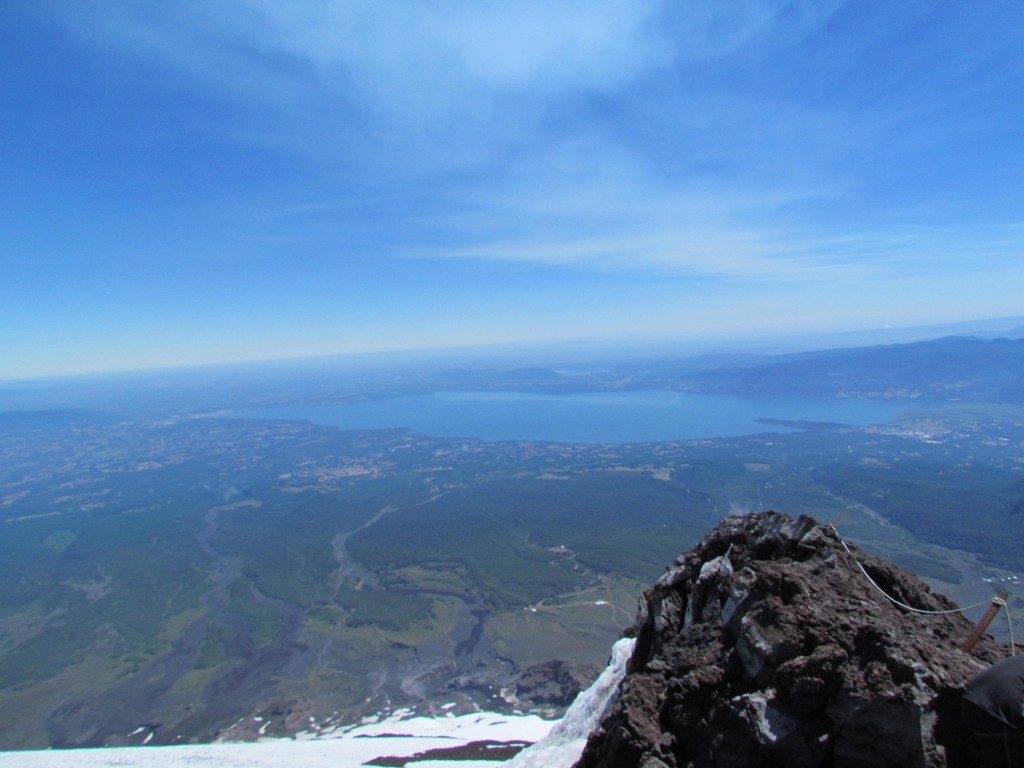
[963,655,1024,729]
[962,698,1024,768]
[962,656,1024,768]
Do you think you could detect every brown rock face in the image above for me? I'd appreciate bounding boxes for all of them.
[575,511,1006,768]
[510,660,603,712]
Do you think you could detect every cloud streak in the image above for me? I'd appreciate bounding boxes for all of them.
[2,1,1022,377]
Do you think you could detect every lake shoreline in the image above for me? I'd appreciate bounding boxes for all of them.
[240,390,933,445]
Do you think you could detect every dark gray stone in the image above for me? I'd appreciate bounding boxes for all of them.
[575,511,1007,768]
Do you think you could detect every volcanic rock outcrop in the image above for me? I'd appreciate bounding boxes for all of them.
[576,511,1008,768]
[510,660,604,713]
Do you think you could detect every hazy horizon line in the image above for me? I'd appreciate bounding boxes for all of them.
[3,314,1022,388]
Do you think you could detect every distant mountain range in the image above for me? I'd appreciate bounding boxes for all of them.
[4,331,1023,416]
[423,335,1024,405]
[678,336,1024,403]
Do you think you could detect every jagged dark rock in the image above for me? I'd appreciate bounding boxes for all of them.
[510,659,603,711]
[575,511,1008,768]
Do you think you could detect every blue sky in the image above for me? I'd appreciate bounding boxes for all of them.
[2,1,1022,379]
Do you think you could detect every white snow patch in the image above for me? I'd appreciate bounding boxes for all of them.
[0,638,637,768]
[0,710,554,767]
[507,636,636,768]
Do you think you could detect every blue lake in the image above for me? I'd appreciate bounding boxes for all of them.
[247,390,930,444]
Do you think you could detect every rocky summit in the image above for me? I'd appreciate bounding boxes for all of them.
[575,511,1009,768]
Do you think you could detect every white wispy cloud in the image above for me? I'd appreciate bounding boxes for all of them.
[39,1,838,167]
[31,1,1023,284]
